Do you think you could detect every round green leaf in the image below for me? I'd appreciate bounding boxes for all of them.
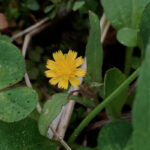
[117,28,138,47]
[98,120,132,150]
[0,41,25,90]
[0,87,38,122]
[0,117,57,150]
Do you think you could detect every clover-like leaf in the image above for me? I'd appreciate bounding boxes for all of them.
[0,117,57,150]
[98,121,132,150]
[0,41,25,90]
[117,28,138,47]
[0,87,38,122]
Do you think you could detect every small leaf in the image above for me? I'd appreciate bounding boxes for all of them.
[26,0,40,11]
[97,120,132,150]
[48,10,57,19]
[29,51,41,62]
[38,93,68,136]
[104,68,128,120]
[44,5,55,13]
[28,67,39,80]
[67,0,74,10]
[86,11,103,83]
[117,28,138,47]
[70,95,95,108]
[131,56,141,69]
[0,41,25,90]
[72,1,85,11]
[0,117,57,150]
[0,87,38,122]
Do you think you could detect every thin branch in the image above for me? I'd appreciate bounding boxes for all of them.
[100,14,110,43]
[128,79,137,95]
[50,126,72,150]
[88,112,131,130]
[12,17,49,41]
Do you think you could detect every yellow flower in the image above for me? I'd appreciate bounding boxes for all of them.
[45,50,86,89]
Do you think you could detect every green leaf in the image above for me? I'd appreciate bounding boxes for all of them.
[131,56,141,69]
[48,10,57,19]
[140,3,150,50]
[67,0,74,10]
[0,41,25,90]
[72,1,85,11]
[101,0,132,29]
[97,120,132,150]
[28,67,39,80]
[70,95,95,108]
[29,50,41,62]
[123,137,134,150]
[133,4,150,149]
[0,87,38,122]
[0,35,11,43]
[38,93,68,136]
[0,117,57,150]
[44,5,55,13]
[131,0,150,28]
[26,0,40,11]
[117,28,138,47]
[85,11,103,83]
[104,68,128,120]
[101,0,150,29]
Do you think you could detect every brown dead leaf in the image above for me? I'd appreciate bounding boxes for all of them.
[0,13,8,30]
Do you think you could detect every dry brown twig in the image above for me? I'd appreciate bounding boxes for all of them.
[11,17,49,41]
[88,112,131,130]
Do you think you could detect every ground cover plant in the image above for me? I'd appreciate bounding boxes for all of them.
[0,0,150,150]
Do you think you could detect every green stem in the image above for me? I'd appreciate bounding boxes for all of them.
[124,47,134,76]
[68,68,140,144]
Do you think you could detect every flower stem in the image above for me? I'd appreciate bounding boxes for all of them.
[124,47,134,76]
[68,68,140,144]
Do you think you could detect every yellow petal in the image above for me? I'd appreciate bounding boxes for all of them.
[46,59,56,69]
[45,70,56,77]
[75,57,84,67]
[67,50,77,60]
[69,77,80,87]
[53,50,64,62]
[74,68,86,77]
[58,79,68,89]
[49,77,60,85]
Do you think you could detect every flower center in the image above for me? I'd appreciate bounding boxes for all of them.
[57,61,75,80]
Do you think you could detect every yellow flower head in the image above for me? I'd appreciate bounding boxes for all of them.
[45,50,86,89]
